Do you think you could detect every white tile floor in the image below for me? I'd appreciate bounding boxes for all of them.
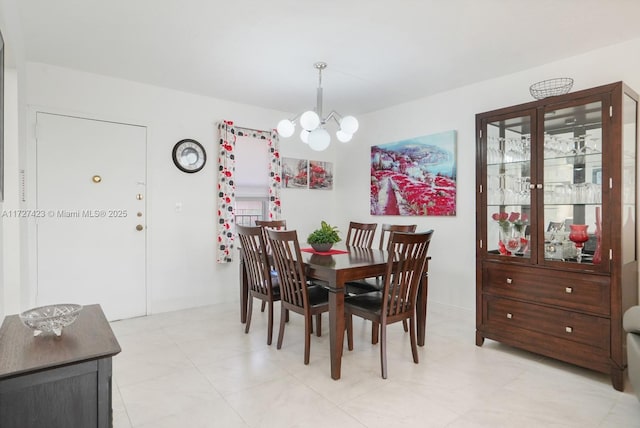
[110,301,640,428]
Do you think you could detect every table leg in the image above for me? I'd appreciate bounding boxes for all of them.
[328,283,345,380]
[417,272,428,346]
[239,254,248,324]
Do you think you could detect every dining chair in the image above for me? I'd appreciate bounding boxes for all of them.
[345,230,434,378]
[347,224,418,339]
[345,221,378,248]
[347,223,418,293]
[236,225,280,345]
[346,223,416,292]
[255,219,287,312]
[267,228,330,364]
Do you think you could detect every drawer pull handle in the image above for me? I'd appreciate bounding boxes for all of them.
[565,326,573,333]
[506,313,513,319]
[565,287,573,294]
[506,278,513,285]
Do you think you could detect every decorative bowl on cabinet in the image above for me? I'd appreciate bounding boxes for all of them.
[19,304,83,337]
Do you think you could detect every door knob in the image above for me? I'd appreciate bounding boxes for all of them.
[136,224,144,231]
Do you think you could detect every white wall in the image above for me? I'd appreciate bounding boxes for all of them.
[336,37,640,311]
[1,68,19,318]
[13,63,338,315]
[4,37,640,318]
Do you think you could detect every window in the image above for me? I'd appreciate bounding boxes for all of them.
[235,198,268,226]
[234,135,269,226]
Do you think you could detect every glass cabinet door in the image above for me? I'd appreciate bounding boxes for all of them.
[485,114,533,259]
[542,100,604,267]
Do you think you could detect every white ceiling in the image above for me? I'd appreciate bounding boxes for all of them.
[13,0,640,115]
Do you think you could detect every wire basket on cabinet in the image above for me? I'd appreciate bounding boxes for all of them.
[529,78,574,99]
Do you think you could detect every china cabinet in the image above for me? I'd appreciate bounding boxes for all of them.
[475,82,639,391]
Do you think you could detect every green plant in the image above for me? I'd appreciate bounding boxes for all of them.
[307,221,341,244]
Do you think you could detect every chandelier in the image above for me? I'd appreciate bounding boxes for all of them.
[276,62,359,151]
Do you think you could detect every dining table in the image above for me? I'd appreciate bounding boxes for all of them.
[238,245,429,380]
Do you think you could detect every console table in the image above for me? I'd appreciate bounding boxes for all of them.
[0,304,121,428]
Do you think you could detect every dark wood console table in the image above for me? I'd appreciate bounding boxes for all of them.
[0,304,121,428]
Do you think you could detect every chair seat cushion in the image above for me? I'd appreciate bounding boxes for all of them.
[345,278,383,295]
[345,291,383,313]
[307,285,329,307]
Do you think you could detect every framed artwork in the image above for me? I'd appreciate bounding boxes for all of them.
[282,157,308,188]
[309,160,333,190]
[370,130,457,216]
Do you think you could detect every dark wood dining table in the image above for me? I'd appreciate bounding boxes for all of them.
[239,246,429,380]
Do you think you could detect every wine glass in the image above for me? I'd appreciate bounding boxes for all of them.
[568,224,589,263]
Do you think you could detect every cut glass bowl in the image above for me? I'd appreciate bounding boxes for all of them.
[19,304,83,337]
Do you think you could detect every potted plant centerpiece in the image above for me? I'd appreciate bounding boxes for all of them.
[307,221,341,252]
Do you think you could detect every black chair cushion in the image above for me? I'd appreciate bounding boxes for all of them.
[345,291,383,313]
[345,278,383,295]
[307,285,329,307]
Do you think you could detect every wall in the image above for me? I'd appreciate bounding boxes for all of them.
[1,68,18,318]
[5,38,640,317]
[336,37,640,311]
[13,63,338,315]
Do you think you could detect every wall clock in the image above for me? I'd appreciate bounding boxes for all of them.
[172,139,206,173]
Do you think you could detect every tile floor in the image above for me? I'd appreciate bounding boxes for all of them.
[110,301,640,428]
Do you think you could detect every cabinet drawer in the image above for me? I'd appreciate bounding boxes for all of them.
[483,264,610,315]
[484,296,610,351]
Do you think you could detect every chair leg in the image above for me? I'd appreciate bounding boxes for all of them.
[304,315,312,365]
[346,314,354,351]
[266,301,274,345]
[277,306,287,349]
[371,321,379,344]
[261,301,266,312]
[245,297,254,334]
[380,322,388,379]
[409,317,419,363]
[315,313,322,337]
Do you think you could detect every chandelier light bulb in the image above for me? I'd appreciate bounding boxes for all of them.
[308,128,331,151]
[336,130,353,143]
[300,129,310,144]
[300,111,320,131]
[339,116,359,134]
[276,119,295,137]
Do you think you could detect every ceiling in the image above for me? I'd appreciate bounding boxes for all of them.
[13,0,640,116]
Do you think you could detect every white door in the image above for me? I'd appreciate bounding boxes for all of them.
[35,112,147,320]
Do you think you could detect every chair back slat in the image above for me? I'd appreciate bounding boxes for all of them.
[256,219,287,257]
[267,229,308,311]
[255,219,287,229]
[345,221,378,248]
[382,230,434,320]
[378,224,417,250]
[236,225,274,298]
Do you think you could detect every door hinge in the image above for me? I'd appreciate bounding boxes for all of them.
[479,184,483,193]
[610,106,613,117]
[480,239,483,249]
[20,169,26,202]
[609,249,613,260]
[479,129,483,138]
[609,177,613,189]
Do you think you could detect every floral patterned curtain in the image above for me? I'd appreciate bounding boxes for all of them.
[216,121,281,263]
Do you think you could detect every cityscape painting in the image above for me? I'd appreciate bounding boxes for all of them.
[282,157,308,188]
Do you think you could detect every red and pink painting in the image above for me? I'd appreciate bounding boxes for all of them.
[371,130,457,216]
